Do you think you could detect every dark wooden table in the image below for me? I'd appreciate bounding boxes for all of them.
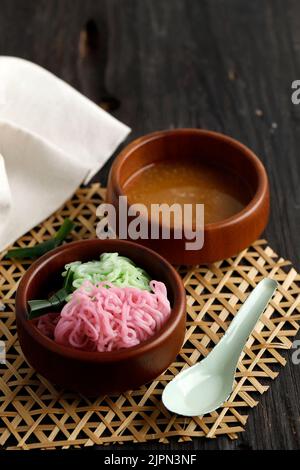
[1,0,300,450]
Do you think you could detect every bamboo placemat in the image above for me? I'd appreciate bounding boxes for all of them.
[1,183,300,449]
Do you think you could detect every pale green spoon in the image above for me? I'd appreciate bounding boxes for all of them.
[162,278,277,416]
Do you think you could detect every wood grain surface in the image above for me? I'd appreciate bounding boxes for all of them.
[1,0,300,450]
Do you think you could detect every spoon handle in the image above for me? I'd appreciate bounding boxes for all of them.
[208,278,277,369]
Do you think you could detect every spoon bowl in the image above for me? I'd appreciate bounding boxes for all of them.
[162,278,277,416]
[162,365,231,416]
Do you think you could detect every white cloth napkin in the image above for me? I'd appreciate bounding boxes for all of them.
[0,57,130,251]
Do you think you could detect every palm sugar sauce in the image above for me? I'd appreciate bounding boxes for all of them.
[124,160,252,225]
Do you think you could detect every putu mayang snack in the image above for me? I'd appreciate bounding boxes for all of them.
[32,253,171,352]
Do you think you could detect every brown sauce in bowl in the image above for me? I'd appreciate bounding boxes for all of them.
[124,160,252,224]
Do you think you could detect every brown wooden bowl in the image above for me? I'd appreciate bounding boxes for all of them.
[15,239,186,395]
[107,129,270,264]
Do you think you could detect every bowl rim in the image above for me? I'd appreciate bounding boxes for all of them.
[16,239,186,363]
[109,128,269,232]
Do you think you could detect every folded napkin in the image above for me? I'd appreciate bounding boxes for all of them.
[0,57,130,251]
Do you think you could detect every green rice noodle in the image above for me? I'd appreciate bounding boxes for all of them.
[62,252,151,292]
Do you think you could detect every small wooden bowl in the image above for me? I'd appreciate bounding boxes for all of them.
[107,129,270,264]
[15,239,186,395]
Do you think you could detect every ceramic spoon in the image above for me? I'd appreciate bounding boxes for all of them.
[162,278,277,416]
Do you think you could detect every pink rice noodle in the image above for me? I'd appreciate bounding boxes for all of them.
[37,280,171,352]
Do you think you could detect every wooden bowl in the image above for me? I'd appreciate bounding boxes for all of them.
[107,129,270,264]
[15,239,186,395]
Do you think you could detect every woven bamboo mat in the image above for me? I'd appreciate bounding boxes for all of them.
[1,183,300,450]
